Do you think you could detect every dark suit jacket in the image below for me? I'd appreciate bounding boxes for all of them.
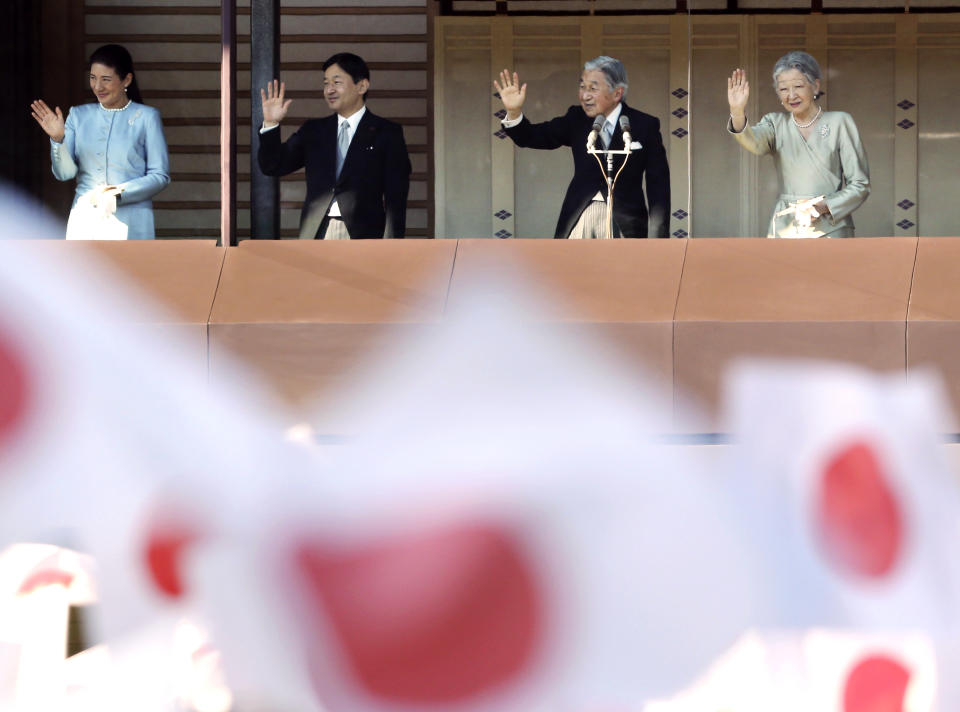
[504,102,670,238]
[258,109,411,239]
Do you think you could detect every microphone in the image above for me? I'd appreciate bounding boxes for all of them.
[587,114,605,151]
[619,115,632,150]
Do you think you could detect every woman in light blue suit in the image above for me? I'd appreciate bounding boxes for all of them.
[31,44,170,239]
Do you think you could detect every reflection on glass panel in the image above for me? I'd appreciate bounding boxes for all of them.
[444,49,494,239]
[754,48,788,238]
[829,48,895,238]
[688,11,743,237]
[918,48,960,236]
[513,48,582,239]
[434,7,958,240]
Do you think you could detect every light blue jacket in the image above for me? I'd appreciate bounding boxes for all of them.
[50,101,170,239]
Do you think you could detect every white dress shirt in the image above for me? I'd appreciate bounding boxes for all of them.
[502,103,622,202]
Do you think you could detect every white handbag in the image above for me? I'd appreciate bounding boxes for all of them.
[65,189,128,241]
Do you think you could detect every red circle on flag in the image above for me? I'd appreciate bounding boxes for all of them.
[815,441,903,580]
[17,568,75,596]
[294,521,543,704]
[843,654,910,712]
[0,331,30,454]
[144,522,197,599]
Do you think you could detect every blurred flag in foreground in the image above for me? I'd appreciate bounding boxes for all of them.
[0,192,765,711]
[644,628,937,712]
[198,272,770,712]
[0,188,314,710]
[2,185,960,711]
[724,361,960,631]
[717,360,960,709]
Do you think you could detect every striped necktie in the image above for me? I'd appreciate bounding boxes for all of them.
[336,120,350,178]
[601,122,613,149]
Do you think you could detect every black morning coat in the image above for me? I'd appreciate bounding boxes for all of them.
[504,101,671,238]
[258,108,411,239]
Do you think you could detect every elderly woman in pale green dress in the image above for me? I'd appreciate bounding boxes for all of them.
[727,51,869,238]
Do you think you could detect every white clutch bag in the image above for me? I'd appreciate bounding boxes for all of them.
[65,189,128,241]
[773,195,827,239]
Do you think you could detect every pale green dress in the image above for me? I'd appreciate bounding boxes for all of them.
[727,111,870,238]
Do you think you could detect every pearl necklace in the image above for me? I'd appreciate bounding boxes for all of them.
[793,105,822,129]
[99,100,132,113]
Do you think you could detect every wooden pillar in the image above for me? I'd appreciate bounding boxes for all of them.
[669,13,691,239]
[426,0,438,238]
[37,0,85,218]
[806,13,828,113]
[221,0,237,246]
[580,16,602,67]
[250,0,280,240]
[1,1,40,197]
[738,15,758,238]
[490,17,514,239]
[894,14,918,236]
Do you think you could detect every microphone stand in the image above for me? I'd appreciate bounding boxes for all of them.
[587,142,635,239]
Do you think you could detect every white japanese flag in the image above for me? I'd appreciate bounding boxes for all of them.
[0,543,94,710]
[723,359,960,707]
[644,628,937,712]
[0,188,317,709]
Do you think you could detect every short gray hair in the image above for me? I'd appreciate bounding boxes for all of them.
[583,56,628,98]
[772,50,823,92]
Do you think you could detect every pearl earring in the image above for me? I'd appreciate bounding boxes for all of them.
[123,86,128,92]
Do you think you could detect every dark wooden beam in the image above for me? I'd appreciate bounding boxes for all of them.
[88,34,426,43]
[139,61,428,72]
[87,5,425,15]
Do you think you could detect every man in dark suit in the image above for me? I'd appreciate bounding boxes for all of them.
[494,56,670,239]
[258,53,411,239]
